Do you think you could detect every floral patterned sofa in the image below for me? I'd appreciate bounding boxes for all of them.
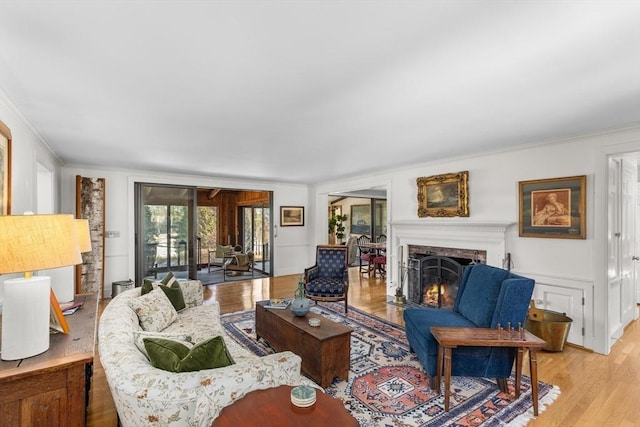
[98,280,303,427]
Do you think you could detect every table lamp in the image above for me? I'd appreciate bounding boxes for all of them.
[0,214,82,360]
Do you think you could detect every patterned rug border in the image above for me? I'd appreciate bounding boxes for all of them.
[221,302,560,426]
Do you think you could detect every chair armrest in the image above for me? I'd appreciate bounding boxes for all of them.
[305,265,319,282]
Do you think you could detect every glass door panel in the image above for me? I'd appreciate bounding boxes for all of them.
[241,204,271,274]
[374,199,387,240]
[135,184,197,284]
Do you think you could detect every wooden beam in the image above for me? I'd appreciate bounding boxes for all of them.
[208,188,221,200]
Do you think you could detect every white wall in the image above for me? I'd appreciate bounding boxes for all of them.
[59,166,312,295]
[315,126,640,355]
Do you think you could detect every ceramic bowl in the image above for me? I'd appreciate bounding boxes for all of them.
[308,318,321,327]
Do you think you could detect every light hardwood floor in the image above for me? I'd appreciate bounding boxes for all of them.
[88,268,640,426]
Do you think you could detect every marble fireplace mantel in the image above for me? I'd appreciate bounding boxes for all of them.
[391,220,515,267]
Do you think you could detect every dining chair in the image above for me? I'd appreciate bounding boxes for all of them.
[373,234,387,277]
[356,235,375,276]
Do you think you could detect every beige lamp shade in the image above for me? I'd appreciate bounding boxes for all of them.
[75,218,92,253]
[0,214,82,275]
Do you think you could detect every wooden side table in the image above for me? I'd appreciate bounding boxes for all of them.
[0,293,98,426]
[430,326,546,416]
[211,385,358,427]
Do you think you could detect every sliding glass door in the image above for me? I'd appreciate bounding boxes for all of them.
[135,183,197,284]
[241,204,271,274]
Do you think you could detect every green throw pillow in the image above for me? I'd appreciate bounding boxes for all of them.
[144,336,235,372]
[160,271,178,287]
[159,282,186,311]
[141,279,154,295]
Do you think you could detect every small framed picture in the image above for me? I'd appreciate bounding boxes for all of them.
[280,206,304,227]
[519,175,586,239]
[50,289,70,334]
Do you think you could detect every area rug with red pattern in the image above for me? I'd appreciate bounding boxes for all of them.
[221,302,560,426]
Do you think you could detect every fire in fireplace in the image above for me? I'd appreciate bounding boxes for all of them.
[407,251,483,308]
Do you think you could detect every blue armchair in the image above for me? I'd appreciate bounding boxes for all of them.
[403,263,534,390]
[304,245,349,313]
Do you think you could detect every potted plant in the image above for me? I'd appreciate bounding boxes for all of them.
[328,208,348,245]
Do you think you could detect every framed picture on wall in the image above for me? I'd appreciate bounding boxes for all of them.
[417,171,469,218]
[519,175,586,239]
[0,120,12,215]
[280,206,304,226]
[350,204,370,234]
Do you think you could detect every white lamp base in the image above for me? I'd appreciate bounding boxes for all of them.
[1,276,51,360]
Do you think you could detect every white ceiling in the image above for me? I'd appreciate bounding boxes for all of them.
[1,1,639,184]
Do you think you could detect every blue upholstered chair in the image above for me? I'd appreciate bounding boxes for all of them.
[304,245,349,313]
[403,263,534,390]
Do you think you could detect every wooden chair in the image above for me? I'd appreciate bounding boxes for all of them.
[223,251,255,280]
[373,234,387,277]
[304,245,349,313]
[356,235,375,276]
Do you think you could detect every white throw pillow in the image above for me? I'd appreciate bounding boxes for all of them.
[180,281,203,308]
[128,287,178,332]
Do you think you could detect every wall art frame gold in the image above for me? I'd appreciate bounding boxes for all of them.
[0,120,12,215]
[417,171,469,218]
[519,175,586,239]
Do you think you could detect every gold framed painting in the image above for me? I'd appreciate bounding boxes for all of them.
[417,171,469,218]
[519,175,586,239]
[280,206,304,226]
[0,120,12,215]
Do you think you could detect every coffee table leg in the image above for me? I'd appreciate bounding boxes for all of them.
[515,347,523,397]
[529,348,539,416]
[444,347,452,411]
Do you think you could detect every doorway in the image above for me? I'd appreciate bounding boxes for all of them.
[134,183,274,285]
[607,154,640,348]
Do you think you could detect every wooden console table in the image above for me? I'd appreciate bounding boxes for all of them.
[0,293,98,426]
[430,326,546,416]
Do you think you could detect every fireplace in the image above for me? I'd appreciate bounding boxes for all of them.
[407,246,486,308]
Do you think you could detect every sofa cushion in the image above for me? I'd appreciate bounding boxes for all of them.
[128,287,178,332]
[159,282,186,311]
[144,335,235,372]
[180,280,204,308]
[133,330,193,359]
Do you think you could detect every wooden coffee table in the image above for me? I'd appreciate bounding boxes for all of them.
[211,385,358,427]
[430,326,546,416]
[255,301,352,388]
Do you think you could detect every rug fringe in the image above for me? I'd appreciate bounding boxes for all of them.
[505,385,561,426]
